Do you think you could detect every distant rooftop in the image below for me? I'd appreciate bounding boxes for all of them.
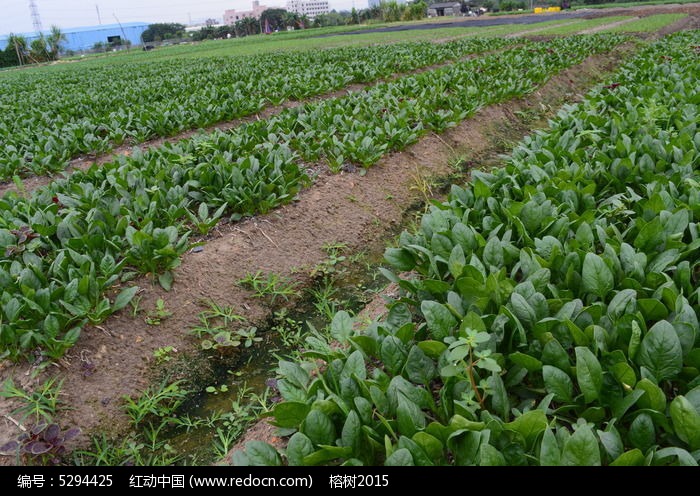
[0,22,149,41]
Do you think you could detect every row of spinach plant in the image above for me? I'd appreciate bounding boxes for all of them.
[235,31,700,466]
[0,37,513,180]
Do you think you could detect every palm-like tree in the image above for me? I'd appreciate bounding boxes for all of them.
[298,14,311,29]
[236,17,259,36]
[29,36,49,63]
[46,25,67,61]
[7,33,28,65]
[282,12,299,29]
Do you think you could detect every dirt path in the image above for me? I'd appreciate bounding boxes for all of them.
[0,41,636,465]
[578,17,640,34]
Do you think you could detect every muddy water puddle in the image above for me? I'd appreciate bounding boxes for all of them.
[165,261,390,464]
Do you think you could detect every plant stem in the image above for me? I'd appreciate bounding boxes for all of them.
[468,349,485,408]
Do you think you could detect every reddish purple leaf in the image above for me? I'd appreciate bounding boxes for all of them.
[44,424,60,442]
[0,441,19,455]
[26,441,51,455]
[63,428,81,441]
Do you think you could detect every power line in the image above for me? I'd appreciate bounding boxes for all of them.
[28,0,44,33]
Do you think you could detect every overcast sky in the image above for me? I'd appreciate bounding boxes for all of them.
[2,0,369,35]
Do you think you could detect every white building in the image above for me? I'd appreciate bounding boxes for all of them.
[224,1,269,24]
[286,0,330,19]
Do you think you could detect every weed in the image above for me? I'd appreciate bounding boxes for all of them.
[271,309,305,348]
[129,295,143,317]
[200,300,246,327]
[311,242,347,279]
[237,327,263,348]
[169,413,208,433]
[307,279,339,322]
[189,313,224,339]
[0,378,63,424]
[74,433,180,466]
[153,346,176,364]
[408,165,434,204]
[123,379,188,427]
[238,270,299,304]
[200,326,261,352]
[212,427,239,459]
[145,298,172,325]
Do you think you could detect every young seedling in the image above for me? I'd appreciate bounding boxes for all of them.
[0,378,64,424]
[238,271,299,304]
[145,298,172,325]
[153,346,176,363]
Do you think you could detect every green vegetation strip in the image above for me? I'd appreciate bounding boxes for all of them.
[0,37,512,180]
[535,15,631,35]
[0,35,623,360]
[236,30,700,466]
[572,0,699,10]
[64,20,569,63]
[601,13,688,32]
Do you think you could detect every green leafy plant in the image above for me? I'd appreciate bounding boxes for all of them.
[0,423,80,465]
[206,384,230,395]
[123,379,188,427]
[153,346,176,363]
[310,242,348,279]
[235,32,700,467]
[186,202,228,236]
[238,270,300,304]
[308,279,340,323]
[145,299,172,325]
[271,309,305,348]
[0,378,63,424]
[0,35,626,361]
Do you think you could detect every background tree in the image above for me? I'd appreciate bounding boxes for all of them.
[297,14,310,28]
[46,25,66,60]
[282,11,301,29]
[403,0,428,20]
[141,23,186,42]
[313,11,349,27]
[381,1,404,22]
[260,8,289,31]
[29,36,49,63]
[236,17,260,36]
[6,34,27,66]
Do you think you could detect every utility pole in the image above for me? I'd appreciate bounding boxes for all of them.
[13,37,24,66]
[113,13,130,52]
[96,4,102,24]
[28,0,43,34]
